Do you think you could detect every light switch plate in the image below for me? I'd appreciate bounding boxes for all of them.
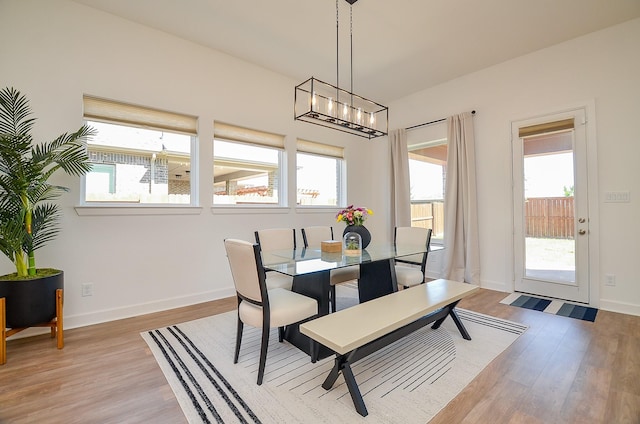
[604,191,630,203]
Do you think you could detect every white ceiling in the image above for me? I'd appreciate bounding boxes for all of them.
[71,0,640,103]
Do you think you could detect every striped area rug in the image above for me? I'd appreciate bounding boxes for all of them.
[500,293,598,322]
[142,291,527,423]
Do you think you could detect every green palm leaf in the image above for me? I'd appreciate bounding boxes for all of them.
[0,86,94,276]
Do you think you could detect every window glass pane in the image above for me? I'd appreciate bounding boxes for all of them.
[85,121,192,204]
[408,143,446,242]
[213,139,281,205]
[296,152,341,206]
[523,132,576,282]
[87,163,115,194]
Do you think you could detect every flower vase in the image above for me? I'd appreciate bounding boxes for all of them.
[343,225,371,249]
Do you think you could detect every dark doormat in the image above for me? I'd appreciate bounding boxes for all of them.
[500,293,598,322]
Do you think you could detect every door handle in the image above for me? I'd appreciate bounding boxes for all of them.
[578,218,586,223]
[579,229,586,235]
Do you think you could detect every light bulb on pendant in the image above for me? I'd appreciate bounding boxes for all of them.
[357,108,362,125]
[342,102,349,121]
[327,97,334,116]
[311,91,317,111]
[369,112,376,128]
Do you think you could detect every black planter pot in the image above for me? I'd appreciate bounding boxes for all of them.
[342,225,372,249]
[0,270,63,328]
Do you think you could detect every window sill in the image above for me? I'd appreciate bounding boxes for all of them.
[296,206,340,214]
[211,206,291,215]
[75,205,203,216]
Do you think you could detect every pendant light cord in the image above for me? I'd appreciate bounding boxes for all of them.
[350,3,354,106]
[336,0,339,101]
[336,1,355,102]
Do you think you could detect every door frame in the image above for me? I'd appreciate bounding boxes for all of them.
[508,101,600,307]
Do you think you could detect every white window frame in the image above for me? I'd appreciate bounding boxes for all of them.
[75,96,201,216]
[408,137,447,245]
[212,122,287,209]
[296,139,346,208]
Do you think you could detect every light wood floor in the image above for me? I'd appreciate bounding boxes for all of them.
[1,289,638,424]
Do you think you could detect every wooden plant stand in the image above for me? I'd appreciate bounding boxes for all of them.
[1,288,64,365]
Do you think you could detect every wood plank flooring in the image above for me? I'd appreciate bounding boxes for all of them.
[1,289,638,424]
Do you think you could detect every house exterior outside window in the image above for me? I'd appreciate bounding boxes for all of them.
[213,122,285,206]
[408,138,447,244]
[296,139,345,207]
[82,96,198,205]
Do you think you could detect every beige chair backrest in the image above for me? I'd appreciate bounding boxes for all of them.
[255,228,296,251]
[302,226,333,248]
[224,239,263,303]
[395,227,431,265]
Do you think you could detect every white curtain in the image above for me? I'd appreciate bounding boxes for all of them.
[390,129,411,229]
[442,112,480,284]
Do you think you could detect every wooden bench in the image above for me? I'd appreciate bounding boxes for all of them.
[299,278,479,417]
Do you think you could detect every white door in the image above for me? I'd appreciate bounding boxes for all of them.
[512,108,590,303]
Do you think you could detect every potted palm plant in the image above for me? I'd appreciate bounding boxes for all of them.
[0,87,94,328]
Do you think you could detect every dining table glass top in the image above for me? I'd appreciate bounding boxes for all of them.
[261,243,430,277]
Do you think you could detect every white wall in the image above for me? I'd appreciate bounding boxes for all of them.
[2,1,638,327]
[0,0,389,329]
[390,18,640,315]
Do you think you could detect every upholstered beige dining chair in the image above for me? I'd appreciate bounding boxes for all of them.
[254,228,296,290]
[224,239,318,385]
[301,226,360,312]
[394,227,432,289]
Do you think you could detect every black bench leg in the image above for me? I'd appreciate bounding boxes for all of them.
[342,362,368,417]
[322,357,342,389]
[448,308,471,340]
[431,300,460,330]
[430,300,471,340]
[321,355,368,417]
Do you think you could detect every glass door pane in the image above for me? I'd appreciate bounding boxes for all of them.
[523,131,576,284]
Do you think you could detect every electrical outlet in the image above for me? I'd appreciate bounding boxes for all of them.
[81,282,94,297]
[605,274,616,287]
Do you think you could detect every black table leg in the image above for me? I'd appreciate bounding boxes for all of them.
[285,271,334,360]
[358,259,398,303]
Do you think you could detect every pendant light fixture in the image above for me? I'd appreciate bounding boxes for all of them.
[294,0,388,139]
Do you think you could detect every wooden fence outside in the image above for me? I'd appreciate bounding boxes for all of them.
[525,197,574,239]
[410,201,444,236]
[411,197,574,239]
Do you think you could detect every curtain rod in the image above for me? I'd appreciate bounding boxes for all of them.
[406,110,476,131]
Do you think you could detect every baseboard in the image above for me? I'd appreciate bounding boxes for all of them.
[425,273,509,293]
[599,298,640,317]
[479,279,509,293]
[7,287,236,340]
[65,287,236,329]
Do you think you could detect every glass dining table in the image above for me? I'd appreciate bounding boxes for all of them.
[261,242,431,359]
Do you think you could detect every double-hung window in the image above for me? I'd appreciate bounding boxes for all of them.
[296,139,344,206]
[408,138,447,244]
[82,96,198,205]
[213,122,285,206]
